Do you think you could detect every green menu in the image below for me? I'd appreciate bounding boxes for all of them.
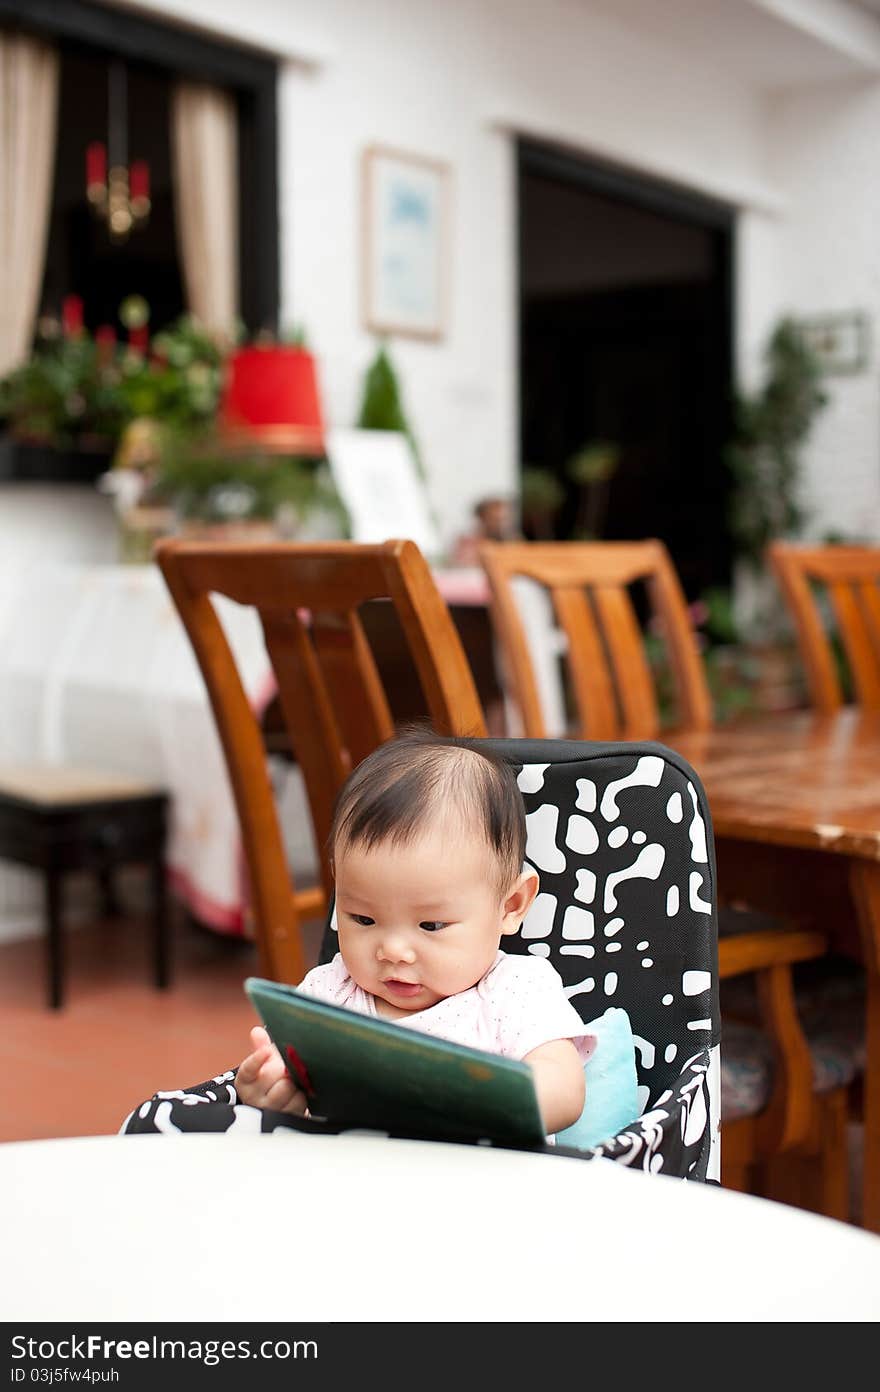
[244,976,545,1146]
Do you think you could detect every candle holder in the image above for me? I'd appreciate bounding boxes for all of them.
[84,63,150,244]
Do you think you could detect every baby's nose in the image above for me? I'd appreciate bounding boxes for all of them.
[377,932,416,964]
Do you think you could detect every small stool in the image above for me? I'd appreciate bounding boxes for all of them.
[0,766,170,1009]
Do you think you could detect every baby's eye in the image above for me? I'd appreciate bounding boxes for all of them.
[349,914,375,927]
[419,921,448,933]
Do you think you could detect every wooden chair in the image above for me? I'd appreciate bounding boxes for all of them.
[155,538,485,985]
[769,541,880,710]
[718,922,854,1218]
[768,541,873,1211]
[478,538,712,739]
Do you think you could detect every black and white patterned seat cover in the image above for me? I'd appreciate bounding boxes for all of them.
[499,739,719,1181]
[123,739,719,1181]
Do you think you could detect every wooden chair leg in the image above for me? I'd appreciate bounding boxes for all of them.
[720,1161,753,1195]
[720,1118,757,1195]
[815,1089,850,1224]
[758,1088,850,1221]
[756,1154,813,1211]
[97,867,122,918]
[46,865,64,1011]
[151,856,170,990]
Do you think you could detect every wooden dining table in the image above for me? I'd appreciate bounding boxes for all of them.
[664,708,880,1231]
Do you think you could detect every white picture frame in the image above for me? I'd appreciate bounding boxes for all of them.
[797,312,870,375]
[362,145,450,341]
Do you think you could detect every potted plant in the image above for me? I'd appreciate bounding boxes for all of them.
[356,342,423,478]
[725,317,827,707]
[0,321,124,481]
[565,439,620,540]
[520,466,565,541]
[728,318,827,573]
[0,306,225,483]
[155,432,347,537]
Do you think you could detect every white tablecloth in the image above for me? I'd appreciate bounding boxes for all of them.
[0,563,286,933]
[2,1132,879,1321]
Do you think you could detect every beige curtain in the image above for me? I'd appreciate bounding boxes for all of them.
[0,34,58,377]
[171,82,239,337]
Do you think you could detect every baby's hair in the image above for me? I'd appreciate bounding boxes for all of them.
[330,727,526,895]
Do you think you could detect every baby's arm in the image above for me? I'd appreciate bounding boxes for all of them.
[235,1025,308,1116]
[523,1039,586,1135]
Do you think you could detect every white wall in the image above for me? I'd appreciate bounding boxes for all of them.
[767,77,880,540]
[5,0,879,553]
[97,0,781,552]
[282,0,776,548]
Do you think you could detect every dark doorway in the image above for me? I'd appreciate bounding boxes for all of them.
[518,141,734,598]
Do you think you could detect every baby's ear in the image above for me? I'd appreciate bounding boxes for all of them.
[500,868,539,936]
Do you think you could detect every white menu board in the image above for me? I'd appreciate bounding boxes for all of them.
[326,428,441,559]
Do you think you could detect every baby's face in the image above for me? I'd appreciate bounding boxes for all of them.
[334,825,535,1020]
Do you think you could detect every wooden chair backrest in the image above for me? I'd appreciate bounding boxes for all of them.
[156,538,486,983]
[479,539,712,739]
[769,541,880,711]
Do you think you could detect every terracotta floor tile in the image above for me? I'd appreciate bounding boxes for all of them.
[0,909,324,1142]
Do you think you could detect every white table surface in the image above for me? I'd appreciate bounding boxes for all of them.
[3,1133,879,1322]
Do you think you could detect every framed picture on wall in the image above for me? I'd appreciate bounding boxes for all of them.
[797,311,870,375]
[362,145,450,340]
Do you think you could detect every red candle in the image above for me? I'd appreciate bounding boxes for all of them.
[86,142,106,188]
[62,294,84,337]
[95,325,116,363]
[128,325,149,353]
[129,160,150,201]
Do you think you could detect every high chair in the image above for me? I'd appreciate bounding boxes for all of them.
[125,733,818,1188]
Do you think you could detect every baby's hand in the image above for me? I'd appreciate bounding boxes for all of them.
[235,1025,308,1115]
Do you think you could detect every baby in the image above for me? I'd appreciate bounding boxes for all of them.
[236,729,595,1136]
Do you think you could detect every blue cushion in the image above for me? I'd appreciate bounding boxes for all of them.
[555,1007,640,1149]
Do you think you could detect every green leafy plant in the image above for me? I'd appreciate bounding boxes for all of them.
[115,317,224,430]
[644,585,760,724]
[152,431,349,529]
[281,323,309,349]
[727,318,828,570]
[520,466,565,540]
[3,309,353,537]
[565,440,620,539]
[0,314,224,448]
[356,342,422,477]
[0,331,125,446]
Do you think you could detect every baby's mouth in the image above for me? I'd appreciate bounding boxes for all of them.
[382,979,423,998]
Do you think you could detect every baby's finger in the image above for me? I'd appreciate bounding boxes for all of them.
[256,1052,286,1090]
[262,1074,294,1106]
[237,1044,271,1084]
[264,1076,306,1115]
[249,1025,271,1050]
